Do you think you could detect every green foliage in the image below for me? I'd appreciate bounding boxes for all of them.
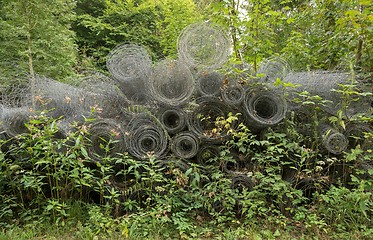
[0,0,77,81]
[73,0,199,69]
[0,108,372,238]
[317,180,373,233]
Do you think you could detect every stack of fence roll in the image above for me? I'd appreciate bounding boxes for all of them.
[0,22,372,196]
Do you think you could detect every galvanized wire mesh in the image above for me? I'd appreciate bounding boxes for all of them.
[188,97,235,142]
[106,44,152,83]
[319,124,348,155]
[0,21,370,198]
[344,122,371,149]
[196,144,221,165]
[170,131,199,159]
[79,72,129,118]
[221,151,250,174]
[257,57,291,84]
[0,123,7,141]
[106,44,152,105]
[116,78,151,106]
[86,119,128,162]
[0,79,31,108]
[54,118,76,139]
[177,22,231,70]
[221,82,245,107]
[127,112,169,160]
[149,59,195,106]
[283,71,370,115]
[34,76,83,118]
[196,70,224,97]
[157,106,187,135]
[243,87,287,130]
[1,106,31,137]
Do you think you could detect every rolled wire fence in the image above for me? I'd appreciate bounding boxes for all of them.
[177,22,231,70]
[0,22,371,203]
[170,131,199,159]
[149,59,195,107]
[86,118,128,162]
[106,44,153,105]
[157,105,188,135]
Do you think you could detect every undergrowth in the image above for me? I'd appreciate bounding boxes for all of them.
[0,99,372,239]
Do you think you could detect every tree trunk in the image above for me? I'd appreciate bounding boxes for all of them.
[28,36,36,109]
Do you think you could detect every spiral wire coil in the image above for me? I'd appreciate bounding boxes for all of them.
[319,124,348,155]
[149,59,195,106]
[188,97,236,142]
[243,87,287,130]
[79,73,129,118]
[1,106,31,137]
[86,119,128,162]
[177,22,231,70]
[127,112,169,160]
[158,106,187,135]
[257,57,292,84]
[106,44,153,105]
[196,70,224,97]
[170,131,199,159]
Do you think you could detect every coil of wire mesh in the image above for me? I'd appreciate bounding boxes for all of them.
[157,156,191,174]
[230,174,254,191]
[196,144,221,165]
[149,59,195,106]
[284,71,360,115]
[106,44,152,83]
[116,77,151,106]
[106,44,153,105]
[319,124,348,155]
[242,87,287,130]
[1,77,31,108]
[86,119,128,162]
[288,104,314,135]
[157,105,187,135]
[196,70,224,97]
[177,22,231,70]
[221,150,250,174]
[34,76,83,118]
[170,131,199,159]
[221,81,245,107]
[257,57,291,85]
[127,112,169,160]
[1,107,32,137]
[79,73,129,119]
[0,120,9,141]
[188,97,236,142]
